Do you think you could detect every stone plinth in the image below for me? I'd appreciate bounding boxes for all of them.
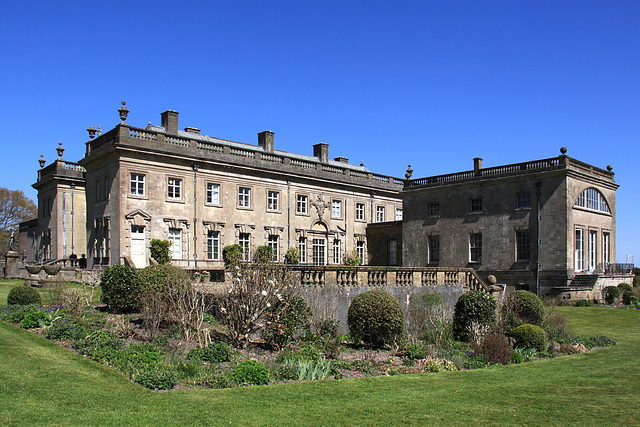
[4,251,19,278]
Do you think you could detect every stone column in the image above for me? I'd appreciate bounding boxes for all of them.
[4,251,19,278]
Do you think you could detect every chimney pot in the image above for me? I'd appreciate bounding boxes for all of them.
[258,131,275,152]
[161,110,179,134]
[314,143,329,163]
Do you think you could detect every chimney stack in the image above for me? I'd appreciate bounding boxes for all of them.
[161,110,179,134]
[314,143,329,163]
[258,131,275,152]
[473,157,483,176]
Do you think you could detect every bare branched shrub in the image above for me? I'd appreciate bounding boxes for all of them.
[217,260,295,348]
[62,289,86,316]
[541,296,571,340]
[468,321,491,346]
[407,292,452,347]
[165,280,213,347]
[476,332,513,365]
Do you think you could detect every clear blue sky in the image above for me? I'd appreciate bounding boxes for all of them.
[1,1,638,264]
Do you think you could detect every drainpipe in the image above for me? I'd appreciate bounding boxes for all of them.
[535,181,542,296]
[193,164,199,268]
[287,180,291,251]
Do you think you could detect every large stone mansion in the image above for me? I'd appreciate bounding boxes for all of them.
[19,103,620,295]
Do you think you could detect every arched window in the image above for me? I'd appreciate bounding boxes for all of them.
[574,188,610,213]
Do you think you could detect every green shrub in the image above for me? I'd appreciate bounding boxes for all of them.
[262,295,311,349]
[43,318,86,341]
[19,310,46,329]
[118,343,165,371]
[347,290,405,348]
[136,264,190,294]
[476,332,513,365]
[276,343,322,363]
[511,324,546,351]
[132,366,177,390]
[284,247,300,265]
[602,286,620,304]
[0,304,42,324]
[7,286,42,306]
[628,295,639,306]
[188,341,232,363]
[575,299,593,307]
[150,239,172,264]
[100,264,139,313]
[452,291,497,341]
[406,343,428,360]
[634,275,640,288]
[343,250,361,266]
[73,330,124,363]
[618,283,633,294]
[229,360,270,386]
[253,246,274,263]
[503,290,544,328]
[270,363,299,381]
[223,244,243,268]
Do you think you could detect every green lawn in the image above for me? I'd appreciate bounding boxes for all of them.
[0,278,101,305]
[0,288,638,425]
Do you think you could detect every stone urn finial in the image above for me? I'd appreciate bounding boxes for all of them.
[38,154,46,168]
[607,165,613,171]
[118,101,129,123]
[56,142,64,158]
[405,165,413,179]
[87,125,97,139]
[560,146,567,155]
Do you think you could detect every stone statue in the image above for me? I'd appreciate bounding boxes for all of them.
[9,230,15,251]
[312,193,329,222]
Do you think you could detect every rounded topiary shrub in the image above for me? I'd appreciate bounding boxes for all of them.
[452,291,497,341]
[504,290,544,327]
[511,324,546,351]
[222,244,243,268]
[229,360,270,386]
[136,264,190,294]
[602,286,620,305]
[101,264,139,313]
[348,290,405,348]
[617,283,633,295]
[7,286,42,306]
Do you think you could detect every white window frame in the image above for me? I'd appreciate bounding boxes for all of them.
[376,206,385,222]
[267,190,280,212]
[167,177,182,200]
[356,241,365,265]
[297,194,308,215]
[333,239,341,264]
[206,183,220,205]
[207,230,220,260]
[575,228,585,271]
[298,237,307,263]
[312,238,326,266]
[239,233,251,261]
[603,232,611,265]
[268,235,279,260]
[331,200,342,219]
[168,228,182,260]
[238,187,251,209]
[395,208,403,221]
[130,173,145,196]
[355,203,365,221]
[588,230,598,271]
[470,233,482,263]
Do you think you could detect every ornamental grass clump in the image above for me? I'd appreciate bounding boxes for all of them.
[347,290,405,348]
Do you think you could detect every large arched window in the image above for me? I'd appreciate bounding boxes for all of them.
[574,188,610,213]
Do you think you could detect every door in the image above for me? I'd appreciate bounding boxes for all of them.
[588,230,597,271]
[131,225,146,268]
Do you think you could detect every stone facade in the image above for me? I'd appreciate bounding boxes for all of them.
[401,151,618,294]
[76,107,403,269]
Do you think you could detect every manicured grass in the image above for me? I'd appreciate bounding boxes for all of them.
[0,278,101,305]
[0,305,638,425]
